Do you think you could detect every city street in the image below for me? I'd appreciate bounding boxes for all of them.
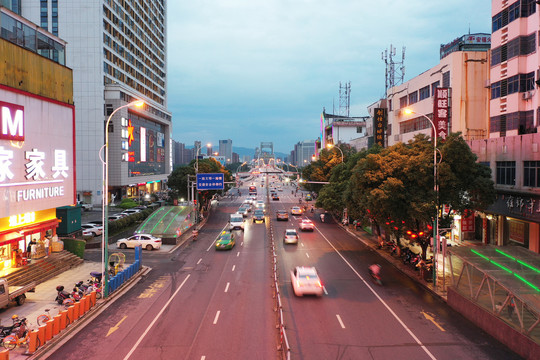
[48,179,521,360]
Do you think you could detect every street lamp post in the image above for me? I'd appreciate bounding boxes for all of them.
[101,100,143,298]
[404,108,439,287]
[326,143,344,163]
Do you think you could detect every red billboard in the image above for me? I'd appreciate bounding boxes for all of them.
[433,88,449,140]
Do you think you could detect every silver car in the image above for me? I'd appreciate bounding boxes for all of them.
[284,229,299,244]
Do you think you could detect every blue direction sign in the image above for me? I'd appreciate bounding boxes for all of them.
[196,173,224,190]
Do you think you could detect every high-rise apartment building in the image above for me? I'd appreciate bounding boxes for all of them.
[21,1,172,205]
[467,0,540,253]
[219,139,233,164]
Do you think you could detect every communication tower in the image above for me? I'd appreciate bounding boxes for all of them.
[381,45,406,93]
[339,81,351,117]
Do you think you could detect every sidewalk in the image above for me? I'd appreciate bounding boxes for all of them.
[0,260,148,359]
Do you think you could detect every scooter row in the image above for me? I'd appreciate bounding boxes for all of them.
[55,272,103,305]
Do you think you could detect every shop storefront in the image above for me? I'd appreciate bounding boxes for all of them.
[479,192,540,253]
[0,86,76,274]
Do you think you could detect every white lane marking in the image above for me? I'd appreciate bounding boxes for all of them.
[201,357,206,360]
[301,243,305,247]
[213,311,221,324]
[315,228,437,360]
[197,258,202,265]
[206,223,229,251]
[305,253,310,258]
[323,286,328,295]
[123,274,191,360]
[232,265,236,271]
[241,241,244,246]
[224,282,230,293]
[336,314,346,329]
[237,252,240,257]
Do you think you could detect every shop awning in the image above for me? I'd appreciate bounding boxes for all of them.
[0,232,23,246]
[19,219,59,235]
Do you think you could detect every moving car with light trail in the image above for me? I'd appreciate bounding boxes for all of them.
[291,206,303,215]
[290,266,324,296]
[299,219,314,231]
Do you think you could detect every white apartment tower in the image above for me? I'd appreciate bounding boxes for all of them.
[22,0,172,205]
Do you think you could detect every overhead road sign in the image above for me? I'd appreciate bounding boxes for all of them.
[197,173,224,190]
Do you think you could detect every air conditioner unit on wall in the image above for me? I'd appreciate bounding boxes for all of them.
[522,91,533,100]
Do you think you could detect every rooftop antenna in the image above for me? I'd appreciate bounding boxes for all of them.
[338,81,351,117]
[381,44,406,93]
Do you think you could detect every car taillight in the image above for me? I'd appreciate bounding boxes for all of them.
[154,240,161,243]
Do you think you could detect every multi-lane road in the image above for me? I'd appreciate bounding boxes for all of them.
[50,176,521,360]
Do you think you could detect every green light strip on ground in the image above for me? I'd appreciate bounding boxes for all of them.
[138,207,166,232]
[163,212,182,234]
[150,207,175,233]
[470,249,540,292]
[495,249,540,275]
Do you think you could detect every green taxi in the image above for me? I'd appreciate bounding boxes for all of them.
[215,231,236,250]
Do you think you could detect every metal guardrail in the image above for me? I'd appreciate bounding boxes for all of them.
[266,182,291,360]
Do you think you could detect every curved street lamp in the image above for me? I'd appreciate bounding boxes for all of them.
[101,99,144,298]
[404,108,439,286]
[326,143,344,163]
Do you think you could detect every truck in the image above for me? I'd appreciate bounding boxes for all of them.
[0,279,36,307]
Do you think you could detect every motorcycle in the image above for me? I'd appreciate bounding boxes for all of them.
[55,285,77,305]
[368,265,382,285]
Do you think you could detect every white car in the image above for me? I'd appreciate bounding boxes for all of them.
[116,234,162,250]
[121,209,142,216]
[290,266,324,297]
[255,200,265,209]
[81,223,103,237]
[291,206,303,215]
[284,229,299,244]
[299,219,315,231]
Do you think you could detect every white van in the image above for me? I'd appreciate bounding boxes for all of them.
[229,213,245,231]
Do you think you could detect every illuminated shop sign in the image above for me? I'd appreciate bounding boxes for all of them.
[0,94,75,218]
[0,101,24,141]
[140,127,146,162]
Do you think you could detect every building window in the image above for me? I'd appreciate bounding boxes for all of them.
[491,47,501,66]
[442,71,450,88]
[520,72,535,92]
[496,161,516,185]
[356,127,362,133]
[431,81,440,96]
[491,81,501,99]
[524,161,540,187]
[507,75,519,94]
[419,86,430,101]
[492,12,502,32]
[40,0,48,30]
[521,0,536,17]
[399,96,407,108]
[388,99,392,111]
[408,91,418,105]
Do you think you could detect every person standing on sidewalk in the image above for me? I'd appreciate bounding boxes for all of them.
[44,236,50,257]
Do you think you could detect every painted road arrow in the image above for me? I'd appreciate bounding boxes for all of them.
[421,311,445,332]
[107,315,128,337]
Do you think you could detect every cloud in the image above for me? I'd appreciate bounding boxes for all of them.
[167,0,491,152]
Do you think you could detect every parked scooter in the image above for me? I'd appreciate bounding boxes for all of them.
[55,285,76,305]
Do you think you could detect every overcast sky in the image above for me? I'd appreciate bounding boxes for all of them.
[167,1,491,153]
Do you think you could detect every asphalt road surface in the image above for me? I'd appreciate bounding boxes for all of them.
[50,176,521,360]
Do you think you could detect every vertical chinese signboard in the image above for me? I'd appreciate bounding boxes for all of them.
[374,108,386,147]
[433,87,449,140]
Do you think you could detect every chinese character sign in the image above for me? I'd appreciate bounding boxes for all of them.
[433,88,449,140]
[0,90,75,218]
[373,108,386,148]
[196,173,224,190]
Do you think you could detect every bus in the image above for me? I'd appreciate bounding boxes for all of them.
[249,185,257,195]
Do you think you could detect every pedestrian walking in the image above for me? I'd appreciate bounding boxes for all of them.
[507,297,515,318]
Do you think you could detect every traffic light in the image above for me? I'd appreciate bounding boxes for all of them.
[193,199,197,205]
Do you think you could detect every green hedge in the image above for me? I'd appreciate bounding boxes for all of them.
[107,208,153,235]
[63,238,86,258]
